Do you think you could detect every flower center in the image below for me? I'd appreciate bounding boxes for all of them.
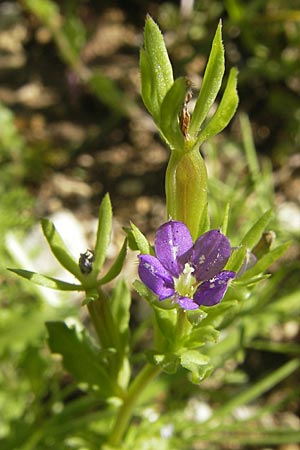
[174,263,198,298]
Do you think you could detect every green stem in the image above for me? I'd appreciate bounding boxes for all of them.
[87,288,119,349]
[165,147,207,240]
[107,363,161,447]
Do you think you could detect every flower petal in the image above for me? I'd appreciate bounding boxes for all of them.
[154,220,193,277]
[177,296,200,310]
[193,271,236,306]
[191,230,231,281]
[138,254,175,300]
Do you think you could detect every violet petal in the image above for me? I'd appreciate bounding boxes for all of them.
[154,220,193,277]
[177,296,200,310]
[193,271,236,306]
[191,230,231,281]
[138,254,175,300]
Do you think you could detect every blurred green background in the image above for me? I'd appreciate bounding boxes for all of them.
[0,1,299,449]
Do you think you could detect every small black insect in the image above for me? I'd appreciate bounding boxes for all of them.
[79,249,95,274]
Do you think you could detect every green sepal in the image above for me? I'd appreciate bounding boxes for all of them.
[189,21,225,138]
[46,321,120,397]
[240,209,273,249]
[7,268,83,291]
[146,351,180,374]
[41,218,82,278]
[159,77,186,150]
[195,67,239,147]
[239,242,291,282]
[98,238,127,285]
[180,350,212,383]
[225,245,247,273]
[129,222,152,254]
[140,15,174,122]
[93,193,112,275]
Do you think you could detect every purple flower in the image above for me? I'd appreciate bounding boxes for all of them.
[138,220,236,310]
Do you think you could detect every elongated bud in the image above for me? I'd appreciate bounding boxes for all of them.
[165,148,208,240]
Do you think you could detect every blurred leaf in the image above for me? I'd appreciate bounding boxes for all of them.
[88,71,128,116]
[98,238,128,285]
[7,268,83,291]
[110,278,131,350]
[189,21,225,138]
[196,67,239,147]
[221,202,230,234]
[241,209,273,249]
[206,358,300,423]
[240,113,260,184]
[24,0,60,26]
[159,77,186,150]
[93,193,112,276]
[239,242,291,281]
[46,321,117,397]
[41,218,82,278]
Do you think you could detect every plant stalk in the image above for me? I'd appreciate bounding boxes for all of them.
[107,363,161,447]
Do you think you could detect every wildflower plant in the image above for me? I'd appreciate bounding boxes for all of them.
[8,15,292,450]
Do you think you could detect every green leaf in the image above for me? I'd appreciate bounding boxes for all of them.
[147,352,179,374]
[159,77,186,150]
[88,71,127,116]
[140,49,155,117]
[186,325,219,349]
[196,67,239,147]
[46,321,118,397]
[197,201,210,236]
[110,279,131,349]
[200,300,238,327]
[141,15,174,121]
[94,193,112,275]
[98,238,127,285]
[41,218,82,278]
[153,304,178,345]
[189,21,225,138]
[241,209,273,249]
[225,245,247,273]
[207,358,300,423]
[239,242,291,281]
[221,202,230,234]
[130,222,152,254]
[180,350,212,383]
[7,268,83,291]
[24,0,59,26]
